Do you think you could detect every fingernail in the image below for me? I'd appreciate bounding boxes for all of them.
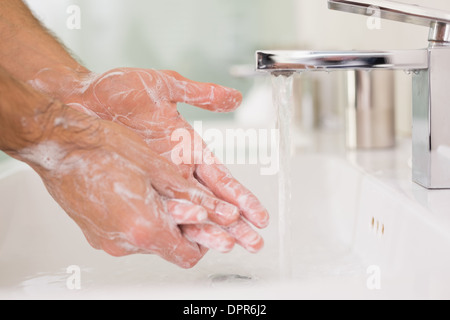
[240,232,264,254]
[255,210,270,229]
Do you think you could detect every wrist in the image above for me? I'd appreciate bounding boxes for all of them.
[0,68,101,170]
[0,67,52,152]
[14,102,102,172]
[9,100,104,174]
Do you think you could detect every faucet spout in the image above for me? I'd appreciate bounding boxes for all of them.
[256,50,428,73]
[256,0,450,189]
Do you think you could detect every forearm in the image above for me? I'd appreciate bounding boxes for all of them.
[0,0,89,101]
[0,66,100,172]
[0,65,53,152]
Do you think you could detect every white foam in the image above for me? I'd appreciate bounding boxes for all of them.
[19,141,67,171]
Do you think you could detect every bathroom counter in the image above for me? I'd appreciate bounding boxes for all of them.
[1,126,450,300]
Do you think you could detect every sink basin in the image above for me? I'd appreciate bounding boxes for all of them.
[1,131,450,299]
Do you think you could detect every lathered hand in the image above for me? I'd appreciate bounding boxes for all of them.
[32,68,270,253]
[2,69,243,267]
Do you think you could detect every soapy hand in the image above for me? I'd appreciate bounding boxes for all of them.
[2,68,240,268]
[1,1,269,268]
[32,68,269,253]
[20,103,244,268]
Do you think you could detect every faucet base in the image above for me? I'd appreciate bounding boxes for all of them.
[412,48,450,189]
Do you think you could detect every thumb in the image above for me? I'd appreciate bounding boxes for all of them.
[162,70,243,112]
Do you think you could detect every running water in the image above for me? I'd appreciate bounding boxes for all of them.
[271,73,295,280]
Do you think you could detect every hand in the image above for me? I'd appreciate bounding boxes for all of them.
[19,101,242,268]
[32,68,270,253]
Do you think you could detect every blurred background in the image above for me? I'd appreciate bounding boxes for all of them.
[1,0,450,163]
[17,0,450,118]
[24,0,298,121]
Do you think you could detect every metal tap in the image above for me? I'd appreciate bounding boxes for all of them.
[257,0,450,189]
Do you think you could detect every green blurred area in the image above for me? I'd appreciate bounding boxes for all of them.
[0,0,298,164]
[26,0,298,121]
[0,152,8,162]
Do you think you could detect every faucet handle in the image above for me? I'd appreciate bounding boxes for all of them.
[328,0,450,44]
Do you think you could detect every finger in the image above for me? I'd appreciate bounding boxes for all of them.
[185,177,242,227]
[124,187,207,269]
[163,181,241,227]
[104,229,205,269]
[132,225,206,269]
[67,102,100,118]
[225,219,264,254]
[195,162,270,229]
[136,146,241,227]
[166,199,208,225]
[162,70,243,112]
[181,224,235,253]
[186,190,241,227]
[99,236,206,269]
[159,235,207,269]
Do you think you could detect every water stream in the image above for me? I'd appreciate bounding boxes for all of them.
[271,74,295,280]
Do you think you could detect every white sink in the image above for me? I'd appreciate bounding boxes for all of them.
[1,133,450,300]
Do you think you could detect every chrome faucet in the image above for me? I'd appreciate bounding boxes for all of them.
[257,0,450,189]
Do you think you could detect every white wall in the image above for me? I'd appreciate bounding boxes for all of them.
[295,0,450,50]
